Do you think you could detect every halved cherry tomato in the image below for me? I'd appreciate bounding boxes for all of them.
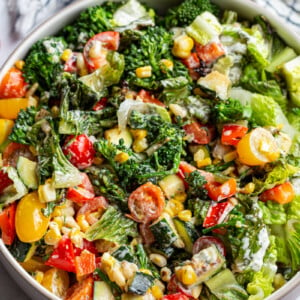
[195,42,225,64]
[139,223,155,245]
[203,201,234,230]
[66,173,95,204]
[65,276,93,300]
[2,142,34,167]
[162,293,190,300]
[181,52,200,69]
[128,182,165,223]
[45,237,76,273]
[0,170,13,195]
[137,89,166,107]
[93,97,108,111]
[63,134,95,169]
[177,161,214,187]
[74,250,96,277]
[0,67,27,98]
[77,196,108,217]
[0,203,16,245]
[83,31,120,73]
[193,236,226,257]
[63,52,80,73]
[183,121,214,144]
[221,124,248,146]
[167,275,194,298]
[206,178,237,201]
[260,182,295,204]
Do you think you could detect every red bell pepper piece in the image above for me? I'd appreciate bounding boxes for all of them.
[137,89,166,107]
[0,203,16,245]
[206,178,237,201]
[74,249,96,277]
[93,97,108,111]
[221,124,248,146]
[0,169,13,194]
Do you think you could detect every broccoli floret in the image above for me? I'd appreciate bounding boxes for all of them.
[61,2,120,49]
[185,170,208,199]
[23,37,66,91]
[164,0,220,28]
[123,26,189,90]
[85,206,137,245]
[213,98,252,123]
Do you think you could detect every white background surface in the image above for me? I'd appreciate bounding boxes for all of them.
[0,0,300,299]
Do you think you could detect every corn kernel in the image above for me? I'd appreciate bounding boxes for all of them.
[136,66,152,78]
[15,60,25,70]
[151,285,163,299]
[150,254,167,268]
[223,151,237,163]
[176,265,197,285]
[33,271,44,284]
[70,228,84,248]
[86,211,102,225]
[114,152,130,163]
[61,49,72,62]
[93,156,104,165]
[133,138,148,153]
[172,35,194,59]
[160,59,174,72]
[76,214,90,232]
[172,192,187,203]
[76,53,88,76]
[44,224,62,246]
[130,129,148,140]
[240,182,255,194]
[178,210,192,222]
[196,157,212,168]
[52,217,64,229]
[165,199,184,217]
[140,269,152,275]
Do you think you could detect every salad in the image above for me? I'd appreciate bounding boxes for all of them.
[0,0,300,299]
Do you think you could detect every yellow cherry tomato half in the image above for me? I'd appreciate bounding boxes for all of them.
[0,119,14,145]
[41,268,69,298]
[15,192,50,243]
[237,127,280,166]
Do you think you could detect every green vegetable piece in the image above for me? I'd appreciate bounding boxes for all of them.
[112,245,136,263]
[93,281,114,300]
[17,156,38,189]
[285,219,300,271]
[266,47,297,73]
[258,201,287,225]
[8,238,36,263]
[85,206,137,245]
[127,272,155,295]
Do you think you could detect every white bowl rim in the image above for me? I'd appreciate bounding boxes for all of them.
[0,0,299,299]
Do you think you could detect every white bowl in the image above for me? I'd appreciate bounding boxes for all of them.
[0,0,299,299]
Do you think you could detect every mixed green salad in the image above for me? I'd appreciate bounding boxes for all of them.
[0,0,300,299]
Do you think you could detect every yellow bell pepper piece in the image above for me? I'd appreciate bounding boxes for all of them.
[0,119,14,144]
[0,97,36,119]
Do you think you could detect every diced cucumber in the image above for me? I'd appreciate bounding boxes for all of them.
[205,268,248,300]
[173,218,198,253]
[266,47,297,73]
[150,243,175,258]
[93,281,114,300]
[150,217,178,246]
[112,245,136,263]
[104,127,133,148]
[8,238,36,263]
[158,174,185,199]
[191,245,225,284]
[0,166,28,205]
[128,272,154,295]
[17,156,38,189]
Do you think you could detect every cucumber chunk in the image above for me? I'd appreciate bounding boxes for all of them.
[93,281,114,300]
[128,272,154,295]
[104,127,133,148]
[17,156,38,189]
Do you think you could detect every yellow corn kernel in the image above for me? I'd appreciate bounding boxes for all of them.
[44,227,62,246]
[160,59,174,72]
[240,182,255,194]
[136,66,152,78]
[140,269,152,275]
[178,210,192,222]
[61,49,72,62]
[101,253,116,270]
[151,285,164,299]
[33,271,44,284]
[114,152,130,163]
[130,129,148,140]
[70,228,84,249]
[93,156,104,165]
[176,265,197,285]
[52,217,64,229]
[165,199,184,217]
[172,35,194,59]
[15,60,25,70]
[196,157,212,168]
[172,192,187,203]
[76,214,90,232]
[224,151,237,163]
[149,254,167,268]
[133,138,148,153]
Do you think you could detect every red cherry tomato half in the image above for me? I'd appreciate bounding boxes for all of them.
[183,121,214,144]
[45,236,76,272]
[77,196,108,217]
[137,89,166,107]
[259,182,295,204]
[167,275,194,298]
[181,52,200,69]
[83,31,120,73]
[63,134,95,169]
[0,203,16,245]
[193,236,226,257]
[195,42,225,64]
[206,178,237,201]
[93,97,108,111]
[221,124,248,146]
[0,170,13,194]
[0,67,28,98]
[128,182,165,223]
[162,293,190,300]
